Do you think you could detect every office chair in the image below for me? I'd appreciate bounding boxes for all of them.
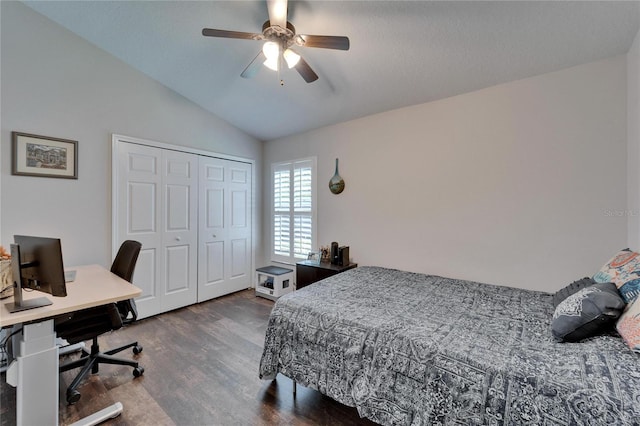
[56,240,144,405]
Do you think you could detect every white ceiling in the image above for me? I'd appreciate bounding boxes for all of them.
[23,1,640,141]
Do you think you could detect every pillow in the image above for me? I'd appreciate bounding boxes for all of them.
[593,248,640,304]
[616,296,640,352]
[551,282,625,342]
[552,277,596,308]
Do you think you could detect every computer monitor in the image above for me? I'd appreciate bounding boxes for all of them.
[4,235,68,313]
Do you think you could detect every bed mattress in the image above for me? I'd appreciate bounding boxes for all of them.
[259,266,640,425]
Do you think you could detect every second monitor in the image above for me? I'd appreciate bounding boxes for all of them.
[5,235,68,313]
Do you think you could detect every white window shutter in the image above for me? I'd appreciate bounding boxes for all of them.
[271,158,316,263]
[293,215,313,258]
[273,214,291,256]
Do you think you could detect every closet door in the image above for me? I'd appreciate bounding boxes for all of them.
[160,150,198,312]
[115,142,198,318]
[115,142,163,318]
[198,157,252,301]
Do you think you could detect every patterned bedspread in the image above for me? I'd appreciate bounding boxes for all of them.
[259,266,640,425]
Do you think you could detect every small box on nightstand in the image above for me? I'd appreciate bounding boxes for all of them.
[255,266,294,301]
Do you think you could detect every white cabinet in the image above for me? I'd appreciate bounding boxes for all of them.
[113,136,253,319]
[255,266,294,301]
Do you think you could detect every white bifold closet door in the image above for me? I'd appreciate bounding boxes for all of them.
[198,157,252,302]
[114,138,253,319]
[115,142,198,319]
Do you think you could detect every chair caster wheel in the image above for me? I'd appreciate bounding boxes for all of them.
[133,345,143,355]
[133,366,144,377]
[67,389,81,405]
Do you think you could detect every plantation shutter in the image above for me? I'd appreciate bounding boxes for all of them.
[272,158,316,263]
[273,165,291,257]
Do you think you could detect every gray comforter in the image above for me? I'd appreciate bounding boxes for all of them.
[259,266,640,425]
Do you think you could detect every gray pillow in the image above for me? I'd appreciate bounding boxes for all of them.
[552,277,596,308]
[551,282,625,342]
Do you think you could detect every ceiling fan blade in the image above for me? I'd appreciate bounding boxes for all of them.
[267,0,288,29]
[297,35,350,51]
[241,51,266,79]
[202,28,263,41]
[295,56,318,83]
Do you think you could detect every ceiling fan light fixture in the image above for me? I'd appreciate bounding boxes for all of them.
[283,49,300,68]
[262,41,280,61]
[263,56,279,71]
[262,41,280,70]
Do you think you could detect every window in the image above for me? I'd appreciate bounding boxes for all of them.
[272,158,316,263]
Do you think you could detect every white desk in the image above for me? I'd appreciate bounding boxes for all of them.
[0,264,142,426]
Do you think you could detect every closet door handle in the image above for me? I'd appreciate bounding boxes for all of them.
[175,237,181,241]
[212,234,217,238]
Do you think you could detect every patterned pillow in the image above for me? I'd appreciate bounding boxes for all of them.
[616,296,640,352]
[551,282,625,342]
[593,249,640,304]
[552,277,596,308]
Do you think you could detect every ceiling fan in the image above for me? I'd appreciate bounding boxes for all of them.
[202,0,349,84]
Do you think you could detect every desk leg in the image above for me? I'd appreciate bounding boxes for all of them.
[6,319,59,426]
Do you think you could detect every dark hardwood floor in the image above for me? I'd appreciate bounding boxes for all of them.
[0,290,376,425]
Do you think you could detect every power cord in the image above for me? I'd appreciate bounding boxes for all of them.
[0,327,22,370]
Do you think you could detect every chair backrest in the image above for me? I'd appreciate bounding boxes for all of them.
[112,240,142,323]
[111,240,142,282]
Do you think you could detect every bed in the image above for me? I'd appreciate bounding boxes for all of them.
[259,266,640,425]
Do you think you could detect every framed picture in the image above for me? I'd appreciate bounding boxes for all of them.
[12,132,78,179]
[307,251,321,265]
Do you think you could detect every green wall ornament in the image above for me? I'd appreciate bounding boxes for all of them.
[329,158,345,194]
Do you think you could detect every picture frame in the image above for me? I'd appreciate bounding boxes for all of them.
[12,132,78,179]
[307,251,321,265]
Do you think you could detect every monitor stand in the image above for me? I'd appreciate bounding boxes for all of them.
[5,296,52,313]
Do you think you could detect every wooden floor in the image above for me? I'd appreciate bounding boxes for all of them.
[0,290,376,425]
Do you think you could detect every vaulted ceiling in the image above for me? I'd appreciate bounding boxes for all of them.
[23,1,640,141]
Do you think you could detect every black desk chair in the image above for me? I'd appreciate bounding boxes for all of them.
[56,240,144,404]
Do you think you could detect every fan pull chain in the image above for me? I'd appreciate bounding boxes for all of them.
[279,41,284,86]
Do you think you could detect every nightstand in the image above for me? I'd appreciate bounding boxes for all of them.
[295,260,357,290]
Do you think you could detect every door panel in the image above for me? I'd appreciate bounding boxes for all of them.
[206,188,224,229]
[165,245,190,293]
[231,238,248,278]
[231,190,247,228]
[206,163,224,182]
[205,241,225,284]
[128,152,157,174]
[199,157,227,301]
[198,157,252,301]
[116,143,163,318]
[231,167,247,184]
[128,183,156,233]
[135,248,157,301]
[227,163,252,288]
[166,185,190,231]
[162,150,198,312]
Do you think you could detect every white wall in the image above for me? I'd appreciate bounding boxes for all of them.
[0,2,262,267]
[264,56,628,292]
[628,28,640,251]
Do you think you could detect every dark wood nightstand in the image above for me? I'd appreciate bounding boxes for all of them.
[295,260,357,290]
